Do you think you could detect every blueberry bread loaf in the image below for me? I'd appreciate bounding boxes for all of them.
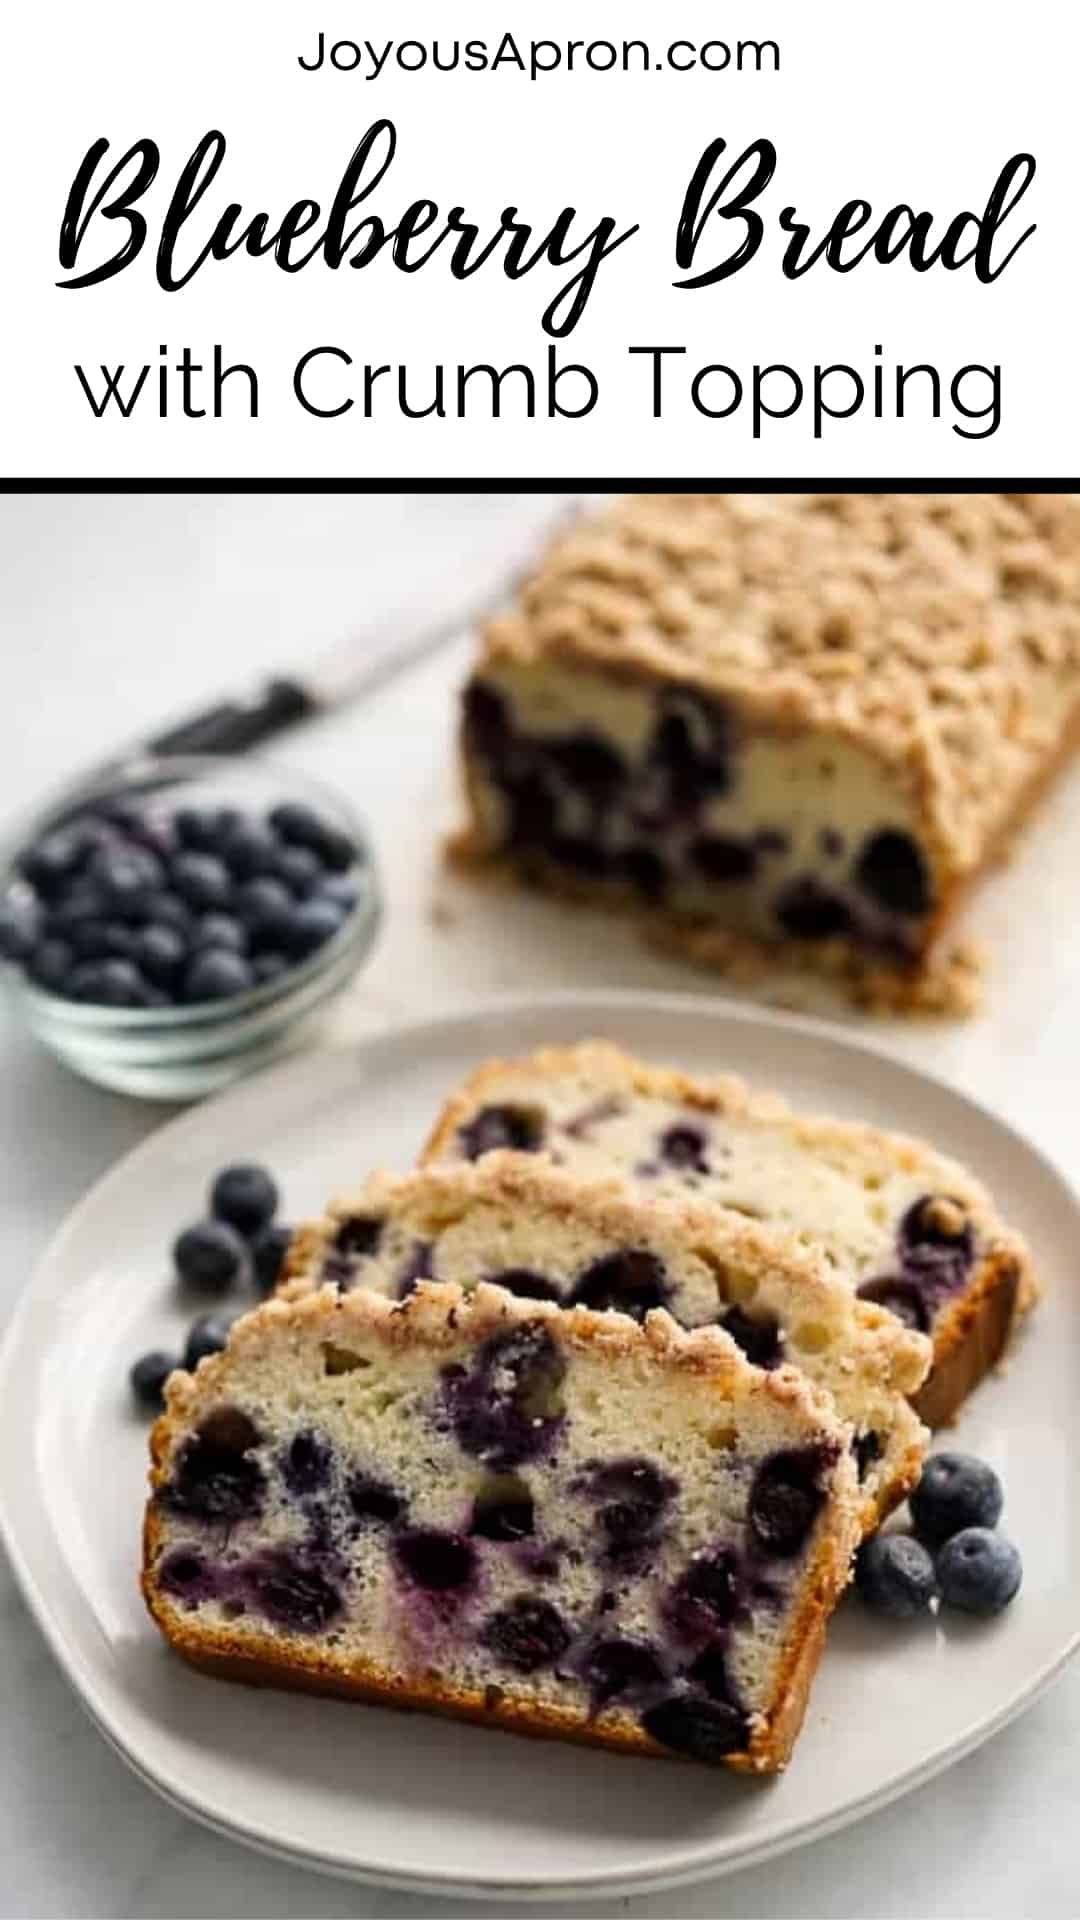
[143,1280,862,1772]
[282,1159,930,1529]
[422,1041,1035,1428]
[450,493,1080,1011]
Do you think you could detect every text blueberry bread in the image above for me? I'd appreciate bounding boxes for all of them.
[282,1158,930,1529]
[421,1042,1035,1428]
[143,1280,862,1772]
[450,493,1080,1010]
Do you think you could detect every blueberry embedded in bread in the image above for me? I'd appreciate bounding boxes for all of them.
[280,1158,931,1532]
[143,1280,862,1773]
[420,1041,1035,1429]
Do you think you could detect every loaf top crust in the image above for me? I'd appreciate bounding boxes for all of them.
[480,493,1080,870]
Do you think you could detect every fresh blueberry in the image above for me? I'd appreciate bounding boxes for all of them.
[0,901,37,963]
[910,1453,1004,1548]
[487,1268,563,1303]
[268,803,354,872]
[170,852,232,912]
[130,1349,177,1413]
[18,828,93,898]
[471,1488,535,1541]
[571,1250,670,1321]
[67,957,156,1007]
[458,1103,544,1160]
[174,1219,246,1293]
[689,835,757,883]
[318,873,360,913]
[183,1313,232,1370]
[218,820,278,881]
[855,829,933,917]
[749,1448,829,1558]
[192,912,248,954]
[137,890,192,933]
[67,919,137,962]
[272,845,323,896]
[251,1223,293,1296]
[775,878,853,941]
[855,1532,940,1619]
[720,1305,783,1370]
[210,1163,279,1236]
[393,1527,476,1592]
[251,952,289,986]
[183,948,255,1003]
[348,1474,404,1525]
[281,1429,333,1495]
[641,1693,749,1762]
[129,923,187,987]
[42,879,110,936]
[936,1527,1022,1616]
[87,844,166,915]
[161,1406,263,1521]
[581,1635,664,1704]
[27,937,74,994]
[245,1547,342,1632]
[235,877,295,946]
[658,1123,710,1173]
[856,1275,931,1333]
[284,896,345,959]
[482,1596,572,1672]
[175,806,237,852]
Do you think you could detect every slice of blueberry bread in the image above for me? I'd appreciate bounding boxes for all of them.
[421,1041,1035,1428]
[450,493,1080,1013]
[281,1159,929,1530]
[144,1280,862,1772]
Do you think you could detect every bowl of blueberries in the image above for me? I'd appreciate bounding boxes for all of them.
[0,754,380,1098]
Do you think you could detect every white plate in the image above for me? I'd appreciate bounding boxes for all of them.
[1,993,1077,1902]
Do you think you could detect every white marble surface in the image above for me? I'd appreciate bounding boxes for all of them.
[1,493,1079,1919]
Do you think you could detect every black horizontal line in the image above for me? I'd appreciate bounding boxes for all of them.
[2,477,1077,495]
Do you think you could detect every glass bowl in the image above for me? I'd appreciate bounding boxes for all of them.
[0,753,381,1100]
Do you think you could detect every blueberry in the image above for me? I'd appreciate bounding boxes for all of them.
[393,1527,476,1592]
[547,835,609,878]
[463,680,512,757]
[183,949,255,1002]
[483,1596,572,1672]
[175,806,237,851]
[720,1305,783,1370]
[548,731,626,803]
[855,829,933,917]
[641,1693,749,1763]
[335,1214,383,1258]
[245,1547,342,1632]
[235,877,294,946]
[174,1219,246,1293]
[318,873,360,913]
[458,1103,544,1161]
[183,1313,232,1370]
[281,1429,333,1495]
[129,923,187,986]
[18,828,93,898]
[619,846,668,900]
[0,902,37,963]
[855,1532,940,1618]
[67,958,157,1007]
[157,1548,217,1603]
[854,1430,884,1481]
[581,1635,663,1704]
[252,952,289,986]
[396,1240,434,1300]
[775,878,853,941]
[42,880,110,935]
[582,1458,676,1567]
[27,937,74,994]
[471,1488,535,1541]
[571,1250,670,1321]
[130,1349,177,1413]
[443,1326,566,1472]
[218,821,278,881]
[685,1645,738,1703]
[193,912,248,955]
[68,919,137,962]
[658,1123,710,1173]
[488,1268,563,1303]
[210,1163,279,1236]
[161,1406,263,1522]
[348,1474,404,1525]
[856,1276,931,1333]
[936,1527,1022,1616]
[268,803,354,872]
[910,1453,1004,1548]
[503,769,556,848]
[273,845,323,896]
[87,844,166,913]
[900,1195,974,1265]
[170,852,232,911]
[689,835,757,883]
[138,890,192,933]
[672,1547,741,1632]
[284,896,345,959]
[251,1223,293,1296]
[749,1449,829,1558]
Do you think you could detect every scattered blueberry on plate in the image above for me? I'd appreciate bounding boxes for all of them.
[855,1533,939,1619]
[173,1219,247,1295]
[129,1349,178,1413]
[909,1451,1004,1546]
[184,1314,232,1371]
[855,1448,1021,1626]
[1,795,365,1009]
[211,1164,280,1236]
[936,1527,1023,1616]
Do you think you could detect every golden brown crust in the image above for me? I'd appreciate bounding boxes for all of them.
[420,1041,1036,1427]
[143,1277,861,1775]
